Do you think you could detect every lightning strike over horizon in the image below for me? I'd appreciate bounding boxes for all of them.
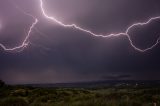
[0,0,160,52]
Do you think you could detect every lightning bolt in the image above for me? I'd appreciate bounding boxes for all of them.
[40,0,160,52]
[0,0,160,52]
[0,1,38,52]
[0,19,38,52]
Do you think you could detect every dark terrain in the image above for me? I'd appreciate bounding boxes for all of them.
[0,80,160,106]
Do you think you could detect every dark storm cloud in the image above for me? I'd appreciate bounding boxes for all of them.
[0,0,160,84]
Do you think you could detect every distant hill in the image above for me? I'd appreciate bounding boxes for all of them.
[22,80,160,88]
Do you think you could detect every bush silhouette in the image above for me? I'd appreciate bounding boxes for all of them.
[0,97,28,106]
[0,80,5,87]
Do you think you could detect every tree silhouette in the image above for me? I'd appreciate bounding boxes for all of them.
[0,80,5,87]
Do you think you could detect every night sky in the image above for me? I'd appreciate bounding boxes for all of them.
[0,0,160,84]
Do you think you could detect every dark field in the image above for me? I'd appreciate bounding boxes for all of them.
[0,81,160,106]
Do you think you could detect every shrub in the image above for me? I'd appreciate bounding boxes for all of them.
[0,80,5,87]
[0,97,28,106]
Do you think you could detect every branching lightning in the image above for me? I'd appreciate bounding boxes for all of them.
[0,19,38,52]
[0,1,38,52]
[0,0,160,52]
[40,0,160,52]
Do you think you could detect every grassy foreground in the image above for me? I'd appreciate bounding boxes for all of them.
[0,84,160,106]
